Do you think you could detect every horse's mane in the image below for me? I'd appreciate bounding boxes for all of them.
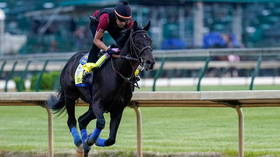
[116,30,130,48]
[117,21,143,49]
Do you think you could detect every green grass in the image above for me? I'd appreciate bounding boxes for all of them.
[1,106,280,156]
[1,85,280,156]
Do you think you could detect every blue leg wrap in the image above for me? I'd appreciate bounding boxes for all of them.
[80,129,88,143]
[70,127,82,147]
[95,138,106,147]
[80,129,91,153]
[89,128,101,142]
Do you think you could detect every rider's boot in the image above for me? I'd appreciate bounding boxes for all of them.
[82,54,110,83]
[81,63,96,84]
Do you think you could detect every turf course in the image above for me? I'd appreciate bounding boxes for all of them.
[1,85,280,156]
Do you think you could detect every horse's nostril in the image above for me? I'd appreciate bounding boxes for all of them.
[144,60,155,70]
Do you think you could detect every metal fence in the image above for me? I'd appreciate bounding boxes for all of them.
[1,48,280,92]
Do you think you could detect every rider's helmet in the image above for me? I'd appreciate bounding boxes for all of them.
[114,1,132,22]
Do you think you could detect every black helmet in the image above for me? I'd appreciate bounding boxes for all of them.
[114,1,131,22]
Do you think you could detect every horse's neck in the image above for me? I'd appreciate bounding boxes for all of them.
[114,42,135,77]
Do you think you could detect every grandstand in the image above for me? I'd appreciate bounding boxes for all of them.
[2,0,280,53]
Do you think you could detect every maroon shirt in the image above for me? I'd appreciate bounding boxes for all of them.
[93,10,134,32]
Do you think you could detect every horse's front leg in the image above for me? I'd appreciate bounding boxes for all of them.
[78,106,96,155]
[86,102,106,146]
[95,108,124,147]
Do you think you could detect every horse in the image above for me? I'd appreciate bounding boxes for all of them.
[47,21,155,156]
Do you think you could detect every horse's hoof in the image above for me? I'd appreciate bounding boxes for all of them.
[84,152,89,157]
[83,142,91,153]
[85,138,94,146]
[85,134,95,146]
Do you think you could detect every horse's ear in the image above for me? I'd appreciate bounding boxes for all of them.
[143,21,151,31]
[133,21,138,30]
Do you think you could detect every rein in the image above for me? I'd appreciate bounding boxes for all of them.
[112,54,138,62]
[110,29,152,88]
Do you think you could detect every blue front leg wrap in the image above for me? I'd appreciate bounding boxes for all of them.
[95,138,106,147]
[70,127,82,147]
[89,128,101,142]
[80,129,91,153]
[80,129,88,143]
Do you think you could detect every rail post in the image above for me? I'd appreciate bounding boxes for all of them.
[197,56,211,91]
[152,57,165,91]
[0,60,6,77]
[35,60,49,92]
[130,102,143,157]
[236,105,244,157]
[46,108,54,157]
[249,55,262,90]
[4,61,17,92]
[18,60,32,91]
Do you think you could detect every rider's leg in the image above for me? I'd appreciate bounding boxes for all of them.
[82,53,109,72]
[82,20,101,73]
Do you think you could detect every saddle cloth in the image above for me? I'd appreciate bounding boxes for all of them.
[74,53,89,87]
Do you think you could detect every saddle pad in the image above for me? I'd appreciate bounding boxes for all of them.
[75,53,89,87]
[79,52,89,65]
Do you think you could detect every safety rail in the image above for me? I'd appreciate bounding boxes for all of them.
[2,48,280,61]
[1,91,280,157]
[2,60,280,71]
[2,48,280,92]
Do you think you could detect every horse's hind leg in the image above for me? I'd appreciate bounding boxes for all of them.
[65,96,82,147]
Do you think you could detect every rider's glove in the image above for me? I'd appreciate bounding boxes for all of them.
[106,48,119,56]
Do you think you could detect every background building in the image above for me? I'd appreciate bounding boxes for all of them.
[1,0,280,54]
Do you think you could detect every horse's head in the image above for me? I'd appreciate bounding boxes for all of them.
[127,21,155,71]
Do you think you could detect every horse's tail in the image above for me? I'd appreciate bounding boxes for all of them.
[46,89,66,115]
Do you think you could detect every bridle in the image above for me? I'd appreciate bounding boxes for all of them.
[111,29,152,88]
[129,29,152,60]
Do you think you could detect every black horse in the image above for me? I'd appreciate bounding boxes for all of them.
[47,21,154,156]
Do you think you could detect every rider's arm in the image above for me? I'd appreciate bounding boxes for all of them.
[93,30,109,51]
[93,14,110,51]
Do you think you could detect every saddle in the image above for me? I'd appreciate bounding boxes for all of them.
[75,45,120,87]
